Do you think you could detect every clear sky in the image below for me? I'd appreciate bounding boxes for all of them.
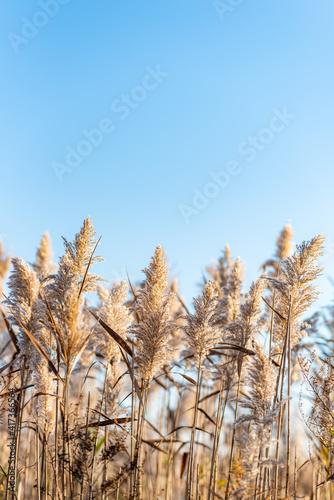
[1,1,334,308]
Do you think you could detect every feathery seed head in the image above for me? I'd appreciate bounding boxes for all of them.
[62,216,104,294]
[218,257,243,327]
[183,280,220,365]
[131,245,175,386]
[275,222,294,262]
[226,275,267,349]
[269,234,324,347]
[32,232,56,281]
[5,257,41,356]
[94,280,129,364]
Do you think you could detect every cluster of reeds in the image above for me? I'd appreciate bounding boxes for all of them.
[0,218,333,499]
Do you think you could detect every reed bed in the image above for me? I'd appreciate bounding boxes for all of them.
[0,218,333,499]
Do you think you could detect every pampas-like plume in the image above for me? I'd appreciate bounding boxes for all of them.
[5,258,56,422]
[5,257,41,358]
[299,352,334,455]
[32,232,56,281]
[218,257,243,327]
[183,280,220,365]
[226,275,267,350]
[45,217,103,370]
[237,343,276,425]
[269,234,324,348]
[262,222,294,274]
[62,215,104,294]
[94,280,129,412]
[275,222,294,262]
[233,344,278,499]
[94,280,129,364]
[131,244,175,386]
[206,245,234,297]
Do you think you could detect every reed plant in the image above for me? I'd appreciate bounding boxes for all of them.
[0,220,332,499]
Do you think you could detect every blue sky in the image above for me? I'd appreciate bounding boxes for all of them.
[1,1,334,308]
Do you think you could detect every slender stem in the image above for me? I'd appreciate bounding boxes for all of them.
[90,363,109,499]
[37,425,41,500]
[165,387,181,500]
[130,344,136,498]
[225,368,242,500]
[80,392,90,500]
[133,386,148,500]
[207,376,225,500]
[186,359,203,500]
[63,364,70,498]
[285,299,292,496]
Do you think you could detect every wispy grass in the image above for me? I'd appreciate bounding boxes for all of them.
[0,221,332,499]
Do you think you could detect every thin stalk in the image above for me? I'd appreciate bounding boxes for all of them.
[90,363,109,499]
[23,423,32,498]
[13,353,28,498]
[166,387,182,500]
[54,348,60,500]
[224,369,242,500]
[133,386,148,500]
[285,298,292,496]
[207,376,226,500]
[80,392,90,500]
[293,446,297,500]
[36,425,41,500]
[62,364,70,498]
[273,301,291,500]
[186,360,203,500]
[102,394,108,500]
[130,342,136,498]
[212,381,231,498]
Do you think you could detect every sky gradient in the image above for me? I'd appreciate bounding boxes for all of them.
[1,1,334,308]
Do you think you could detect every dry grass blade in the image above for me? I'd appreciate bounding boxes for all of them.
[198,390,220,404]
[0,356,21,375]
[141,439,168,454]
[297,459,310,472]
[88,308,133,357]
[166,425,214,438]
[162,369,181,394]
[208,348,227,356]
[262,296,287,325]
[176,373,198,386]
[23,392,62,409]
[116,390,132,408]
[44,295,67,363]
[177,293,190,314]
[216,343,255,355]
[0,464,7,478]
[120,349,143,405]
[153,377,167,390]
[78,235,102,298]
[0,339,11,357]
[83,416,132,428]
[14,317,64,385]
[145,419,164,438]
[180,452,189,479]
[0,306,19,353]
[197,407,216,425]
[69,330,92,375]
[0,385,34,399]
[126,267,138,303]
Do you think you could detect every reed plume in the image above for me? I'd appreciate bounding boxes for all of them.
[32,232,56,281]
[131,244,175,387]
[269,234,325,348]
